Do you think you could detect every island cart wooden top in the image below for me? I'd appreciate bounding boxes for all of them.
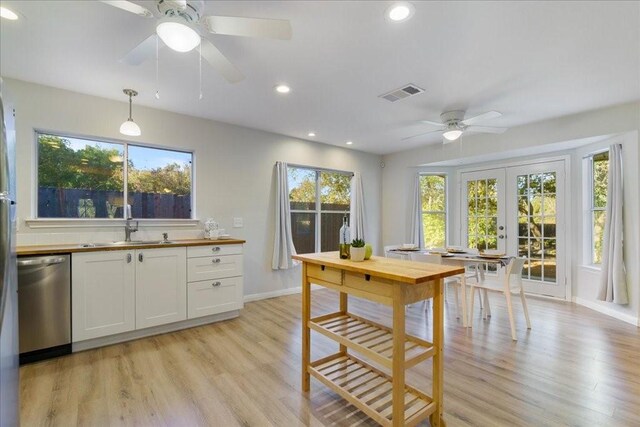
[292,252,465,284]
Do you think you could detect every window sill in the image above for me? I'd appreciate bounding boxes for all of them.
[25,218,201,229]
[579,264,601,273]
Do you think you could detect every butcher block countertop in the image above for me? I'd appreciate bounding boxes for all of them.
[292,251,464,285]
[17,238,246,256]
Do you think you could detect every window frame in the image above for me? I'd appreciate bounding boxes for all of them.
[419,173,448,248]
[288,165,352,254]
[34,129,196,221]
[586,149,609,265]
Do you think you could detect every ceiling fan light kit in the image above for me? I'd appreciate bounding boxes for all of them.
[156,19,201,52]
[403,110,507,143]
[120,89,141,136]
[102,0,292,84]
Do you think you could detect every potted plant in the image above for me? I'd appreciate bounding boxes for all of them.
[350,238,366,262]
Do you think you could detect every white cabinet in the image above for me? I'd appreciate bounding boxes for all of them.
[135,247,187,329]
[187,244,243,319]
[72,243,242,344]
[72,250,135,342]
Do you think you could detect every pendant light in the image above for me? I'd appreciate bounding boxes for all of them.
[120,89,141,136]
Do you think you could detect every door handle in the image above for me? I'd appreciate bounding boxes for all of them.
[127,253,132,263]
[138,253,144,262]
[212,258,221,264]
[17,256,66,267]
[498,235,505,239]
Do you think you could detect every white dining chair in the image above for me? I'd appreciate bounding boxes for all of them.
[468,257,531,341]
[384,244,404,260]
[409,252,467,326]
[464,247,491,318]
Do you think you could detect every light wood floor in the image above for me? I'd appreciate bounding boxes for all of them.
[20,288,640,426]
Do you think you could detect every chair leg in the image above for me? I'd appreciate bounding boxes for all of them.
[468,285,475,329]
[482,289,491,318]
[453,284,460,319]
[504,288,517,341]
[520,287,531,329]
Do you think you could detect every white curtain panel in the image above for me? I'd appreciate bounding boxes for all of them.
[349,172,366,241]
[410,173,425,248]
[597,144,628,304]
[272,161,298,270]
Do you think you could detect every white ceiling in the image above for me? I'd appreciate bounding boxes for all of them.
[1,1,639,155]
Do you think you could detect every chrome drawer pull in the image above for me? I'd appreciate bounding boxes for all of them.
[212,281,222,287]
[212,258,221,264]
[211,247,221,252]
[127,253,132,263]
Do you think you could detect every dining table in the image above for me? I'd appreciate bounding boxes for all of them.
[389,249,512,327]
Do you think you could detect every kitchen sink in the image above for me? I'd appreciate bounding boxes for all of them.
[79,240,174,248]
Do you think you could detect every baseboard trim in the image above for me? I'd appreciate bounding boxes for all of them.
[244,284,322,303]
[573,297,639,326]
[72,310,240,352]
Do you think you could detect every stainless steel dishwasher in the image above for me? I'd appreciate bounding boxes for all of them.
[17,254,71,364]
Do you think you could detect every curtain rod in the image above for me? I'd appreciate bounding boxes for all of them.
[284,162,354,177]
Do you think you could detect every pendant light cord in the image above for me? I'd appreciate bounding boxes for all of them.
[128,93,133,120]
[155,35,160,99]
[198,37,203,100]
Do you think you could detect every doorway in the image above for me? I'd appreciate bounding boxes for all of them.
[461,159,567,298]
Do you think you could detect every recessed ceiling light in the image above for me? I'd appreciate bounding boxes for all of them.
[0,6,19,20]
[386,2,415,22]
[346,141,353,145]
[308,132,316,137]
[274,84,291,94]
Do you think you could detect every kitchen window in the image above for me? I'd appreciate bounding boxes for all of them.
[288,166,351,254]
[36,132,193,219]
[420,174,447,248]
[588,150,609,264]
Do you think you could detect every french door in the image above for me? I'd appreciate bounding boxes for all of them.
[461,160,566,298]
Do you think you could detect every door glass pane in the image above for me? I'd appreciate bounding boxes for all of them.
[288,168,316,210]
[291,212,316,254]
[517,172,557,283]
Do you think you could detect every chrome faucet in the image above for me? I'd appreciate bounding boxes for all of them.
[125,218,139,242]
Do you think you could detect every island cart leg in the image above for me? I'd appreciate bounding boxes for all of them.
[302,263,311,392]
[339,292,348,354]
[392,285,406,427]
[430,278,446,426]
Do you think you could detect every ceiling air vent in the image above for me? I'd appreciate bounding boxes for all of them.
[379,84,425,102]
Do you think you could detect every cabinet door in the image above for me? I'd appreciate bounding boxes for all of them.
[135,247,187,329]
[72,251,135,342]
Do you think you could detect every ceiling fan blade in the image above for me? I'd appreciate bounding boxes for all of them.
[101,0,153,18]
[465,125,508,134]
[461,110,502,126]
[420,120,446,128]
[175,0,187,10]
[401,129,443,141]
[205,16,292,40]
[200,38,245,83]
[120,34,159,66]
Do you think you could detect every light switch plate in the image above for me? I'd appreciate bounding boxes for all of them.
[233,217,243,228]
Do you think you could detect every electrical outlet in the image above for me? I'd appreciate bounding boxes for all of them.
[233,217,243,228]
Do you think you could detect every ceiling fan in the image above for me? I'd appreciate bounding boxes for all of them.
[403,110,507,143]
[101,0,292,83]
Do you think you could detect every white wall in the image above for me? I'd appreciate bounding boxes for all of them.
[5,78,383,299]
[382,102,640,324]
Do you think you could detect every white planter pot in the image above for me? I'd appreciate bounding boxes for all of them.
[350,247,366,262]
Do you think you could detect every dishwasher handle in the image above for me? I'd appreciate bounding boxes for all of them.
[18,256,67,268]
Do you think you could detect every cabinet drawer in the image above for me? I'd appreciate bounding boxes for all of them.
[307,264,342,286]
[188,254,243,282]
[343,271,393,298]
[188,244,242,258]
[188,277,243,319]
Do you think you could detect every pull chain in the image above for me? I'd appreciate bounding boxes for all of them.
[155,35,160,100]
[198,37,203,100]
